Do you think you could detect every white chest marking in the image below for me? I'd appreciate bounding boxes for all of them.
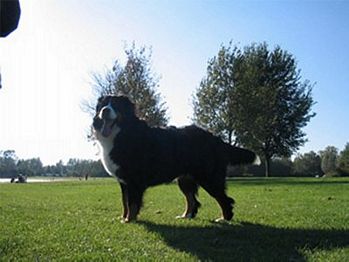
[100,140,119,176]
[96,127,121,180]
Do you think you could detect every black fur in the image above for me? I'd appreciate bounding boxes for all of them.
[93,95,258,222]
[0,0,21,37]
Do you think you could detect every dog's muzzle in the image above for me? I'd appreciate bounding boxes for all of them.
[94,104,118,138]
[93,116,103,131]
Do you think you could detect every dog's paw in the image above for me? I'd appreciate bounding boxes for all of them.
[176,213,194,219]
[122,219,134,223]
[120,217,137,223]
[214,217,230,224]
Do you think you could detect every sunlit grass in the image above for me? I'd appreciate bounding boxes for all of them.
[0,177,348,261]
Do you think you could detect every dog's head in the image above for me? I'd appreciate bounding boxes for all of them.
[93,95,135,138]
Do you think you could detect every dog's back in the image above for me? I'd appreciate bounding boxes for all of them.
[150,125,258,178]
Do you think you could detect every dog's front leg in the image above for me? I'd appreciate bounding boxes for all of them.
[119,183,129,221]
[124,184,145,223]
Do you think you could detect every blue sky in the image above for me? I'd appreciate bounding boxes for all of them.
[0,0,348,165]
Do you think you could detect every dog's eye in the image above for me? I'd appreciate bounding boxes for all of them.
[96,96,108,111]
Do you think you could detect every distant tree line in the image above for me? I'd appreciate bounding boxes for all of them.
[228,143,349,177]
[0,150,107,178]
[1,144,348,178]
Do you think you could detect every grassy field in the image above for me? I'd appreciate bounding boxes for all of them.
[0,177,348,261]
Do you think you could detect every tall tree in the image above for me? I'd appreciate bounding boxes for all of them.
[193,44,241,144]
[88,44,168,127]
[193,42,315,177]
[232,43,315,177]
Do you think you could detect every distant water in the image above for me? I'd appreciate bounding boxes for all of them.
[0,178,12,183]
[0,178,75,183]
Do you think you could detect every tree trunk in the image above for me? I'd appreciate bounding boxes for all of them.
[265,157,270,177]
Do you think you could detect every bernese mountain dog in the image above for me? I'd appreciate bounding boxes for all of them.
[93,95,260,223]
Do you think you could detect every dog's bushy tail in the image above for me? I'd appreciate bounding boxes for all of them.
[225,144,260,166]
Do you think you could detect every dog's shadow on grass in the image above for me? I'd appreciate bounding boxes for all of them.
[139,220,349,261]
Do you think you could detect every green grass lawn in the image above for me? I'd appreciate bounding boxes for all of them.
[0,177,348,261]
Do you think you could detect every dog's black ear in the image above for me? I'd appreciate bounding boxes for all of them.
[95,96,104,111]
[118,96,136,118]
[97,96,105,104]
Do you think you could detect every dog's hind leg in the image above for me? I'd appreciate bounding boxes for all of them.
[177,176,201,219]
[199,178,235,221]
